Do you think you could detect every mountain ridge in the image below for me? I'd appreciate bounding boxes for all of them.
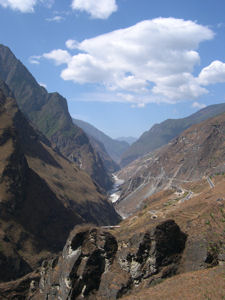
[117,111,225,216]
[73,118,130,163]
[0,44,112,191]
[120,102,225,167]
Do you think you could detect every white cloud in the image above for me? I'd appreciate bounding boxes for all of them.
[43,49,71,66]
[0,0,54,12]
[0,0,54,13]
[198,60,225,85]
[66,39,79,49]
[29,55,41,64]
[192,102,206,109]
[71,0,117,19]
[46,15,64,22]
[43,18,224,106]
[0,0,37,12]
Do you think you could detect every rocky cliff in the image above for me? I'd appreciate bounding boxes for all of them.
[0,220,187,299]
[0,44,112,191]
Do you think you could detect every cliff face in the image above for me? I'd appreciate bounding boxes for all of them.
[14,221,186,300]
[0,44,112,191]
[0,84,120,282]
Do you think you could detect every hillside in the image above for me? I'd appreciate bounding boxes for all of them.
[73,118,129,163]
[1,174,224,299]
[0,85,224,299]
[0,44,112,191]
[0,83,120,282]
[87,135,119,173]
[117,111,225,217]
[120,102,225,167]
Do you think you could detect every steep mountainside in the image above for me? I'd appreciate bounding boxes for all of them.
[0,87,224,298]
[73,118,129,163]
[87,135,119,173]
[117,112,225,216]
[1,173,224,299]
[0,44,112,191]
[0,84,120,282]
[121,102,225,167]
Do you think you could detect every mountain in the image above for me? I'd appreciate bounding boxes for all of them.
[73,118,130,163]
[0,44,112,191]
[86,135,119,173]
[116,136,137,145]
[0,84,224,298]
[120,102,225,167]
[0,83,120,282]
[2,173,224,299]
[116,111,225,217]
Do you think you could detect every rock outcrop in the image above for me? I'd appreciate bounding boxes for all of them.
[30,220,186,299]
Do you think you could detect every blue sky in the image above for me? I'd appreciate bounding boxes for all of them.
[1,0,225,138]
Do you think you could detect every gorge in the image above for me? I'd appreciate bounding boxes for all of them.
[0,44,224,299]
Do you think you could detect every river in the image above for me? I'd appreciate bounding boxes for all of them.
[108,174,124,203]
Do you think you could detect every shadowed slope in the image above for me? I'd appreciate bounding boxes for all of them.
[0,44,112,191]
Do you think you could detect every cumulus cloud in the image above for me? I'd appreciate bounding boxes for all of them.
[0,0,54,12]
[71,0,117,19]
[42,17,225,106]
[43,49,71,65]
[198,60,225,85]
[192,102,206,109]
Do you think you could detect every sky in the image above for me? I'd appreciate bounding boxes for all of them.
[1,0,225,139]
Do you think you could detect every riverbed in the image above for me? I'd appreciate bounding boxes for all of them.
[109,174,124,203]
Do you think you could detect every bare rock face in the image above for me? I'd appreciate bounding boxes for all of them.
[37,226,118,300]
[35,220,187,299]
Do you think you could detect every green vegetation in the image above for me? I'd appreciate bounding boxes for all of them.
[210,213,215,221]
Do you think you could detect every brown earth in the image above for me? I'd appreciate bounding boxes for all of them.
[122,266,225,300]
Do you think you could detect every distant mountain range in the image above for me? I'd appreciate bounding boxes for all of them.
[0,44,112,191]
[116,136,137,145]
[73,119,130,164]
[120,102,225,167]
